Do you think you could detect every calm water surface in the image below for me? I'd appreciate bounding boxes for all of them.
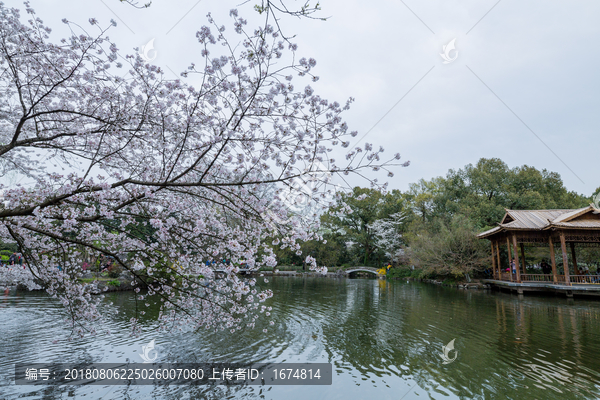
[1,277,600,399]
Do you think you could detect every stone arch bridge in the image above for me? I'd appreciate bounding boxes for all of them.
[342,267,384,276]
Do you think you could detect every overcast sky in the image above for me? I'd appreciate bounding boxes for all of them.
[12,0,600,196]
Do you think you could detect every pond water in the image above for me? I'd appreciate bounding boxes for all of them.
[1,277,600,399]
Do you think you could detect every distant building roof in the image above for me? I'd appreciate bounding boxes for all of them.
[477,206,600,239]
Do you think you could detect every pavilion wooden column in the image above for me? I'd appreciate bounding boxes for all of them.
[491,242,497,279]
[506,237,513,282]
[520,243,526,275]
[570,243,579,275]
[559,232,571,286]
[548,237,558,284]
[512,234,522,283]
[495,241,502,279]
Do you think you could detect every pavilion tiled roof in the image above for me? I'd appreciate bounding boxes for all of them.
[501,209,571,229]
[477,206,600,238]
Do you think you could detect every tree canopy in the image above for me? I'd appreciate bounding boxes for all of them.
[405,158,588,230]
[320,187,405,265]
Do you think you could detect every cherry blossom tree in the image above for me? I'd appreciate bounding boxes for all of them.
[368,212,406,265]
[0,3,405,337]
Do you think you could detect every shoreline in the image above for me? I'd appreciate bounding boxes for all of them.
[2,267,494,295]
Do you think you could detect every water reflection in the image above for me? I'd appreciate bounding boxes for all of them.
[1,278,600,399]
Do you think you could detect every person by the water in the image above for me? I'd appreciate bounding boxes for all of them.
[541,260,551,275]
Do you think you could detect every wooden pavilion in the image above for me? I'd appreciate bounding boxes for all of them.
[478,206,600,286]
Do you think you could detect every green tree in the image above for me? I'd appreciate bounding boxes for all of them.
[407,215,490,280]
[404,158,588,229]
[271,231,346,268]
[321,187,405,266]
[592,187,600,208]
[404,178,442,223]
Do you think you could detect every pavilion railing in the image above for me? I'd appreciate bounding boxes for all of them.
[496,273,567,283]
[520,274,555,282]
[499,272,511,281]
[570,275,600,284]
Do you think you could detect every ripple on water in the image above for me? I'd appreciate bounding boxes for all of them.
[3,279,600,399]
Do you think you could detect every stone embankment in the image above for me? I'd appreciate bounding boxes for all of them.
[80,272,139,294]
[0,269,139,294]
[0,267,41,292]
[418,278,492,290]
[255,270,342,278]
[1,267,346,295]
[0,281,18,292]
